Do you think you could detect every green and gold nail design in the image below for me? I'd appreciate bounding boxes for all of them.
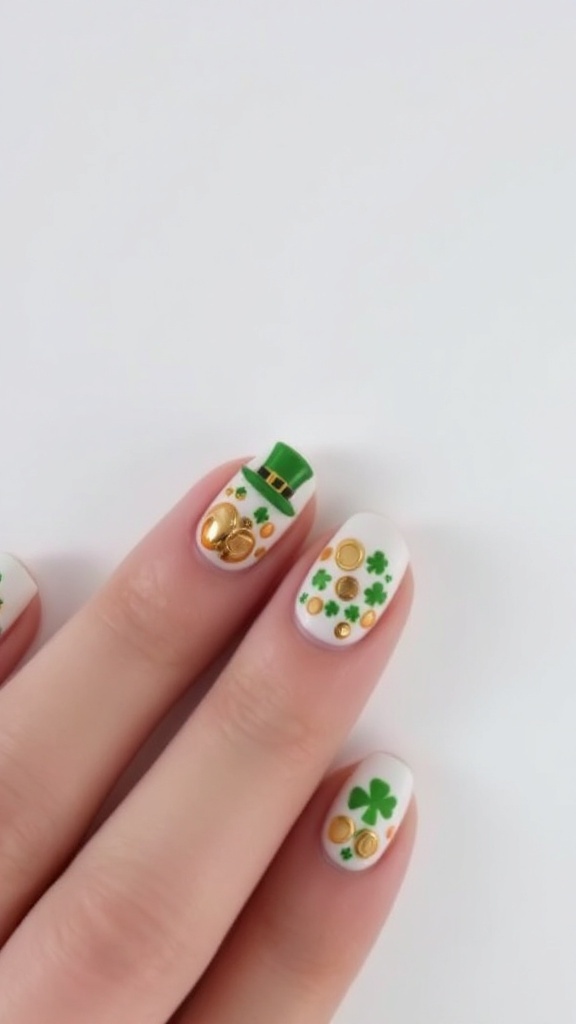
[196,442,315,570]
[322,753,413,872]
[295,513,409,646]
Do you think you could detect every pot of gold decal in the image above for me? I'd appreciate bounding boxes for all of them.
[200,502,239,550]
[201,504,256,563]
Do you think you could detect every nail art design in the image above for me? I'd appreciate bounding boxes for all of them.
[295,513,408,646]
[0,553,38,638]
[322,753,413,871]
[196,443,315,570]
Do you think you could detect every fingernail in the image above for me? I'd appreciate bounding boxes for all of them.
[295,512,409,646]
[322,753,413,871]
[196,442,315,571]
[0,553,38,638]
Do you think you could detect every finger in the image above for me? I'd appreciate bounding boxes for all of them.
[175,755,416,1024]
[0,514,412,1024]
[0,554,40,683]
[0,446,315,938]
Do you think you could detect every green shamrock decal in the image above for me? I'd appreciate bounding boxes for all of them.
[364,582,387,607]
[325,600,339,617]
[367,550,389,575]
[348,777,397,826]
[344,605,360,623]
[235,486,247,499]
[299,592,309,604]
[340,847,353,862]
[312,569,332,591]
[253,506,269,524]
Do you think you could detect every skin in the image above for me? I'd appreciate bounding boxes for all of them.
[0,458,416,1024]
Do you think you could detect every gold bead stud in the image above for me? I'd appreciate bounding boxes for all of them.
[334,622,352,640]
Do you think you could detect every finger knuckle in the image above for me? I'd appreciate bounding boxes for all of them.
[212,656,321,767]
[94,561,189,671]
[47,858,183,990]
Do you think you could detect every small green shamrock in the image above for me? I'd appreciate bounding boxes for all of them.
[385,574,393,583]
[348,777,397,826]
[325,600,339,617]
[299,592,309,604]
[364,582,387,607]
[312,568,332,591]
[340,847,353,862]
[367,550,389,575]
[253,506,269,524]
[344,605,360,623]
[235,486,248,499]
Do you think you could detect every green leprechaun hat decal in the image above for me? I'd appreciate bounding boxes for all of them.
[242,442,313,517]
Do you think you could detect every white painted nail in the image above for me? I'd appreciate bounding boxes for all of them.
[322,753,413,872]
[0,553,38,638]
[295,512,409,646]
[196,443,315,571]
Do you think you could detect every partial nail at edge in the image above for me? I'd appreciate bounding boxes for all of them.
[295,512,409,647]
[196,442,315,572]
[322,753,413,872]
[0,554,38,639]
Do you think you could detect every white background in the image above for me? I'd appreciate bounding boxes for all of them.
[1,3,576,1021]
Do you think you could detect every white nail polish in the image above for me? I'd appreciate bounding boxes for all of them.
[196,443,315,572]
[295,512,409,646]
[0,553,38,638]
[322,753,413,872]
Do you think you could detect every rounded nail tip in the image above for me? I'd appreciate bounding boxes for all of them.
[359,751,414,785]
[342,508,409,541]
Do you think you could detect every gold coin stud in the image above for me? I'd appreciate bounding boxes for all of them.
[307,596,323,615]
[335,575,359,601]
[328,815,355,844]
[360,610,377,629]
[354,829,379,859]
[335,539,365,571]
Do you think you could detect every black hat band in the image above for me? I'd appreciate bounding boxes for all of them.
[258,465,294,499]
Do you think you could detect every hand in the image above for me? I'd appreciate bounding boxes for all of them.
[0,444,415,1024]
